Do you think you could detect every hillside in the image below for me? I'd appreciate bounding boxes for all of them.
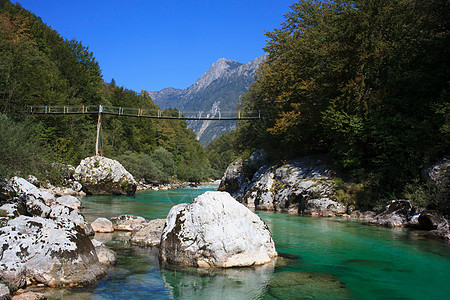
[0,0,213,183]
[150,55,266,145]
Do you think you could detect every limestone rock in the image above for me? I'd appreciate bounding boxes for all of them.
[11,291,46,300]
[418,211,444,230]
[428,219,450,240]
[0,216,104,287]
[49,204,94,236]
[0,283,10,300]
[130,219,165,247]
[8,177,42,200]
[110,215,148,231]
[91,217,114,233]
[38,189,55,206]
[26,175,40,187]
[218,158,247,199]
[73,156,137,195]
[55,195,82,211]
[422,155,449,187]
[91,239,117,266]
[369,200,414,228]
[302,198,346,217]
[25,196,51,218]
[159,191,277,268]
[240,157,336,214]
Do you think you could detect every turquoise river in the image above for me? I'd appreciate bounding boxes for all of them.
[62,185,449,299]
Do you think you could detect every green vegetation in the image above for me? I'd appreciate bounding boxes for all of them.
[206,131,240,178]
[237,0,449,208]
[0,0,214,183]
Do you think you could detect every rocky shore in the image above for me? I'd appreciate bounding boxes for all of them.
[0,176,117,299]
[219,151,450,241]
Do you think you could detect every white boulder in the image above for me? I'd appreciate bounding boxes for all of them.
[91,217,114,233]
[73,156,137,195]
[159,191,277,268]
[8,177,42,200]
[0,216,104,287]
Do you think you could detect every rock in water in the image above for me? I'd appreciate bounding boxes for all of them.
[130,219,166,247]
[110,215,148,231]
[91,239,117,266]
[73,156,137,195]
[91,217,114,233]
[159,191,277,268]
[265,271,351,300]
[369,200,414,228]
[0,216,104,287]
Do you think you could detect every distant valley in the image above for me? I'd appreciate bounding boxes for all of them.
[149,55,266,145]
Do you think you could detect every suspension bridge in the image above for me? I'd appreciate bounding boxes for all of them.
[28,105,262,120]
[28,105,263,157]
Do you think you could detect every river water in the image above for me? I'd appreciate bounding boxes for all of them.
[66,185,450,299]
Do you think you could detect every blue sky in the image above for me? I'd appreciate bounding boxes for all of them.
[16,0,294,92]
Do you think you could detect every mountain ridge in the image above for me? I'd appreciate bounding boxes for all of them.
[149,55,266,145]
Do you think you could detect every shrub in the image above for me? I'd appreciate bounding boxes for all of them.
[0,114,47,177]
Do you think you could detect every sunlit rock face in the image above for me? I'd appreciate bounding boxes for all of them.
[74,156,137,195]
[0,216,104,288]
[220,154,341,216]
[159,191,277,268]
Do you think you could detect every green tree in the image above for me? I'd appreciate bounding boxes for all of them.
[239,0,450,197]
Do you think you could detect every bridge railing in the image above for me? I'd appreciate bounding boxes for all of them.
[28,105,265,120]
[28,105,100,114]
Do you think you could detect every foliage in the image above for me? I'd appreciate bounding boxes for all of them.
[238,0,450,206]
[403,178,449,211]
[206,130,240,178]
[0,113,46,177]
[0,1,216,183]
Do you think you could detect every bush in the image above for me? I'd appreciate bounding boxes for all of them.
[403,178,449,211]
[0,114,47,177]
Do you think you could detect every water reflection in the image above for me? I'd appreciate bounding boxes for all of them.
[160,260,277,300]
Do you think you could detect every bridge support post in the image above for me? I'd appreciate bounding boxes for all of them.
[95,105,103,156]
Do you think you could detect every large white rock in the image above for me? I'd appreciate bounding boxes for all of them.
[0,216,104,288]
[159,191,277,268]
[8,177,42,200]
[224,157,339,215]
[73,156,137,195]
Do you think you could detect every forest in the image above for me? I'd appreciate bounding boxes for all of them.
[235,0,449,209]
[0,0,215,183]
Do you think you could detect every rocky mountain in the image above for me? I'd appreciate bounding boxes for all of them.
[149,55,266,145]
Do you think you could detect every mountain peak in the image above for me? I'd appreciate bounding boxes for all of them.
[149,55,267,145]
[188,58,243,93]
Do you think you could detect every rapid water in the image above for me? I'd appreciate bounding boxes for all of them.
[68,185,450,299]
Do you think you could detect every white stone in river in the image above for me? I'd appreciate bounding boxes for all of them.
[159,191,277,268]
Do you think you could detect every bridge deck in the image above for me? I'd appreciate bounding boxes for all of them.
[28,105,262,121]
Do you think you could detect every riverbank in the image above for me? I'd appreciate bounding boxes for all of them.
[136,180,221,192]
[219,154,450,242]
